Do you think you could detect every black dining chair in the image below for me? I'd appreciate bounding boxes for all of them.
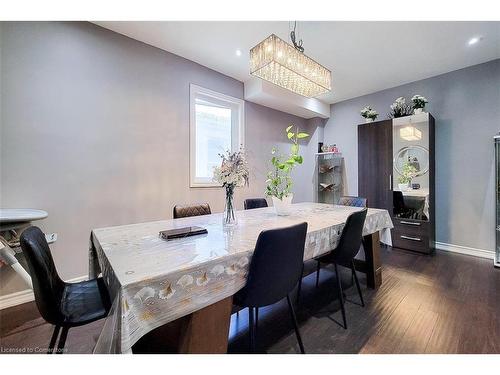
[173,202,211,219]
[234,222,308,353]
[338,196,368,208]
[20,226,111,353]
[297,195,368,300]
[240,198,268,319]
[393,191,416,218]
[315,208,368,329]
[244,198,268,210]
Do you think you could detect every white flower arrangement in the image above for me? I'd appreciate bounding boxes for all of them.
[411,95,428,109]
[360,106,378,120]
[388,97,413,118]
[390,97,406,110]
[212,148,249,188]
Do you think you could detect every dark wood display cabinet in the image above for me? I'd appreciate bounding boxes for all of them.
[358,113,435,254]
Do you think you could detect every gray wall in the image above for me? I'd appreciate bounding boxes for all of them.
[0,22,310,296]
[2,21,497,299]
[324,59,500,251]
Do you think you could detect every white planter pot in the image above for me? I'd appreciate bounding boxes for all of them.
[413,108,424,114]
[272,194,293,216]
[365,118,374,123]
[398,183,410,191]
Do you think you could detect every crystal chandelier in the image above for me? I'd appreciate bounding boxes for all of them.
[250,30,331,98]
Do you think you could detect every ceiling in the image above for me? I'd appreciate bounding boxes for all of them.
[94,21,500,104]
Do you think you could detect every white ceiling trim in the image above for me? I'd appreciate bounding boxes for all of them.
[244,78,330,119]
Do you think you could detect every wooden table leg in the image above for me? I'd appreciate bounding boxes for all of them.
[354,232,382,290]
[362,232,382,289]
[132,296,233,354]
[177,296,233,353]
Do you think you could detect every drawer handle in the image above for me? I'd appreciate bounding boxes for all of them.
[400,235,422,242]
[400,221,421,226]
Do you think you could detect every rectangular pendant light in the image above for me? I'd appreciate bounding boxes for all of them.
[400,126,422,141]
[250,34,331,98]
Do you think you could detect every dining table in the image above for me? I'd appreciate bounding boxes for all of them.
[89,202,393,353]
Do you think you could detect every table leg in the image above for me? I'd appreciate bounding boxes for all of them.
[177,296,233,353]
[354,232,382,290]
[363,231,382,289]
[132,296,233,354]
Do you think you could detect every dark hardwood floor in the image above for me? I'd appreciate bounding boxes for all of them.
[1,247,499,354]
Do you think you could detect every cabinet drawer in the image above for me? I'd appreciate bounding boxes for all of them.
[393,219,430,237]
[392,230,431,253]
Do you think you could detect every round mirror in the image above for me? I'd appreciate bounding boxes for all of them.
[394,145,429,177]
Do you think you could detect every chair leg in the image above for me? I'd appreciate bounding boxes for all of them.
[47,325,60,354]
[316,260,321,288]
[351,260,365,307]
[255,307,259,335]
[297,264,303,305]
[248,307,255,353]
[334,263,347,329]
[56,327,69,354]
[286,294,305,354]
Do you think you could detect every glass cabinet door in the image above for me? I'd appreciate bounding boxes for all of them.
[392,113,430,221]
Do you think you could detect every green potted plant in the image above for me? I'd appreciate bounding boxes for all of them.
[397,161,417,191]
[266,125,309,215]
[411,95,428,114]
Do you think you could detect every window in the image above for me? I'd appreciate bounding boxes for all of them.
[190,84,244,187]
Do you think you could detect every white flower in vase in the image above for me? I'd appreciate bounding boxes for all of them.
[213,147,249,226]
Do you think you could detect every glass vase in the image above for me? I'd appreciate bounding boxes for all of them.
[223,184,237,226]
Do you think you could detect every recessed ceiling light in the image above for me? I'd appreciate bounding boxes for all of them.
[235,49,242,57]
[468,37,481,45]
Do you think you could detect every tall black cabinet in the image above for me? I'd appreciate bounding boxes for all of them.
[358,113,435,254]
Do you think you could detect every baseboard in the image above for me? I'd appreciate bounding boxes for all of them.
[435,241,494,260]
[0,275,87,310]
[0,289,35,310]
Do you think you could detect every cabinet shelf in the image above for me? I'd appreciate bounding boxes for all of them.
[316,153,343,204]
[316,152,342,156]
[319,165,340,174]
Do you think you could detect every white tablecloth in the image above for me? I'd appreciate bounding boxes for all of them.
[89,203,393,353]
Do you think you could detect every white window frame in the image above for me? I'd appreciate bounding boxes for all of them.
[190,84,245,188]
